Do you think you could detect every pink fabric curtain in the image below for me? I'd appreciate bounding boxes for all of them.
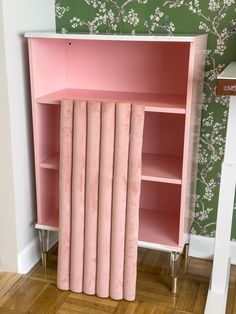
[57,99,144,301]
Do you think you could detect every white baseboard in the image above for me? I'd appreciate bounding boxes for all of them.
[16,233,236,274]
[189,234,236,265]
[17,232,58,274]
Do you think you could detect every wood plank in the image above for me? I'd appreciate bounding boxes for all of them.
[28,284,69,313]
[0,273,22,300]
[0,308,23,314]
[2,279,48,312]
[114,301,138,314]
[183,281,199,312]
[154,306,174,313]
[175,279,190,310]
[0,278,27,308]
[193,282,208,314]
[57,293,118,314]
[134,301,157,314]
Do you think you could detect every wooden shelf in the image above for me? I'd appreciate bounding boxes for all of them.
[141,153,182,184]
[139,208,179,248]
[40,152,59,169]
[36,89,186,114]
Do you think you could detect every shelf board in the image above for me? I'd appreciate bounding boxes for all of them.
[39,152,183,186]
[142,153,182,184]
[139,208,180,249]
[36,89,186,114]
[40,152,59,169]
[36,211,59,231]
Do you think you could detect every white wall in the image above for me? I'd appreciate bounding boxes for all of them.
[0,5,18,271]
[0,0,55,272]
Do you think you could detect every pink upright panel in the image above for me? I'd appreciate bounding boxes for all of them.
[96,102,115,298]
[110,103,131,300]
[83,101,101,295]
[124,104,145,301]
[57,99,73,290]
[70,101,87,293]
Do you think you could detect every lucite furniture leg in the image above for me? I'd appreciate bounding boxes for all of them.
[38,229,50,268]
[170,251,180,294]
[183,243,189,260]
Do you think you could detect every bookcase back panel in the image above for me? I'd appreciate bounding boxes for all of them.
[36,104,60,161]
[38,169,59,224]
[30,39,66,98]
[140,181,181,213]
[66,40,190,95]
[142,112,185,157]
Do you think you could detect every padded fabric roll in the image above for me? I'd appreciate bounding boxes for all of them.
[124,104,145,301]
[57,99,73,290]
[110,103,131,300]
[70,101,87,293]
[83,101,101,295]
[57,100,144,300]
[96,102,115,297]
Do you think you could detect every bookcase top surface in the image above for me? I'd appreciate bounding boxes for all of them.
[25,31,206,42]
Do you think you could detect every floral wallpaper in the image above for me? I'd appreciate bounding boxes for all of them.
[55,0,236,238]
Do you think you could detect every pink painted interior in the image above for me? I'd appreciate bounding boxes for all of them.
[139,181,181,246]
[29,38,190,98]
[142,112,185,157]
[141,153,182,184]
[38,169,59,227]
[66,40,190,95]
[29,39,66,98]
[36,104,60,161]
[36,104,60,227]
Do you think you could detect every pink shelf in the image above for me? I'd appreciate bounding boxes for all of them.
[36,89,186,114]
[139,208,179,247]
[141,153,182,184]
[40,152,59,169]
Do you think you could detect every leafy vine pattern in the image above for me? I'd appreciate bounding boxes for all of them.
[55,0,236,237]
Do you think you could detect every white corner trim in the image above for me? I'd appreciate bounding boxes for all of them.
[189,234,236,265]
[17,237,41,274]
[17,232,58,274]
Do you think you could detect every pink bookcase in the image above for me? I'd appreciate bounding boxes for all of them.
[26,33,207,277]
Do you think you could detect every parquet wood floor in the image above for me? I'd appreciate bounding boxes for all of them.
[0,247,236,313]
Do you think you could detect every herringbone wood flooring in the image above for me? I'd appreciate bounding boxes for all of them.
[0,246,236,313]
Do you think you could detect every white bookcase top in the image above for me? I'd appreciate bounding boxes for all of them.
[25,31,206,43]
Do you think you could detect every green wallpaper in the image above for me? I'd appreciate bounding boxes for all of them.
[55,0,236,238]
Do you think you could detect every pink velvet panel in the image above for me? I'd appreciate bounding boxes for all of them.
[70,100,87,293]
[83,101,101,295]
[124,104,145,301]
[57,100,144,301]
[57,99,73,290]
[110,103,131,300]
[96,102,115,298]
